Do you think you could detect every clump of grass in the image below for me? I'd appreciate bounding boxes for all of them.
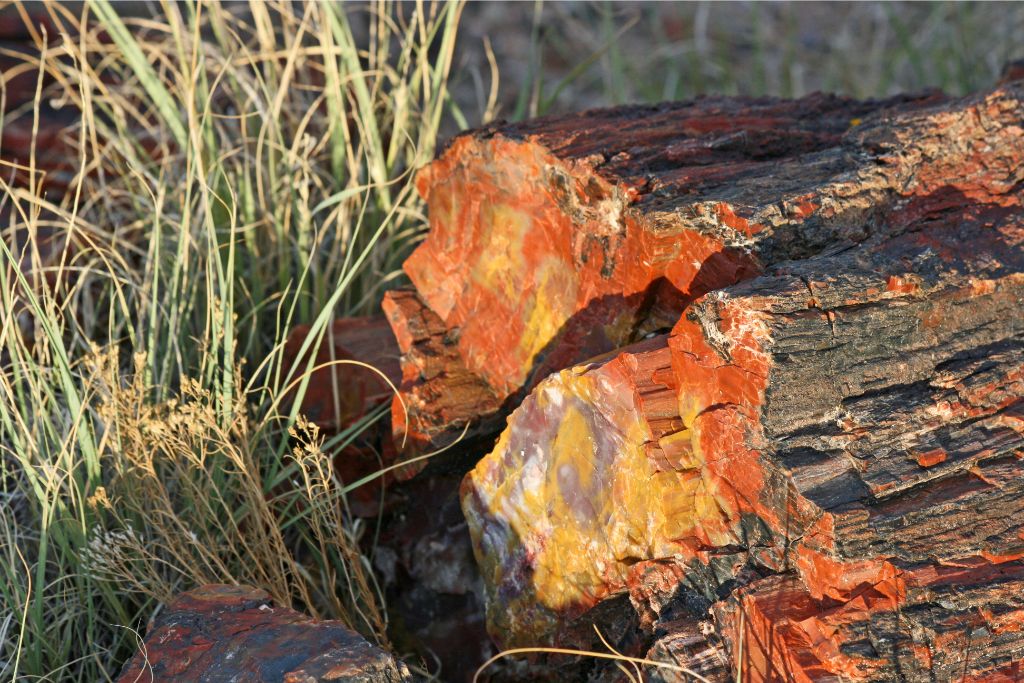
[79,349,385,631]
[0,1,463,680]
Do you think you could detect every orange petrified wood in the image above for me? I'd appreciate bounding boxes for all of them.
[460,186,1024,677]
[389,82,1024,465]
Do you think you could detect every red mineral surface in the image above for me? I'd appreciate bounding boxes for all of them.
[715,561,1024,682]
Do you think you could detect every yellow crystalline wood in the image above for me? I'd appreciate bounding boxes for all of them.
[463,358,733,643]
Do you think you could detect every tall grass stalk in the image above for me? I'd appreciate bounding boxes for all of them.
[0,1,463,680]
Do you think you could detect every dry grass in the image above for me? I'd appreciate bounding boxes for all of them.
[1,1,463,679]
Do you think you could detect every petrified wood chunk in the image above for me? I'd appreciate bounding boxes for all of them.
[115,584,411,682]
[382,288,502,467]
[461,191,1024,649]
[393,81,1024,456]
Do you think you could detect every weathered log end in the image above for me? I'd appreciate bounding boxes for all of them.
[460,339,703,645]
[405,92,889,400]
[382,288,504,474]
[460,309,777,647]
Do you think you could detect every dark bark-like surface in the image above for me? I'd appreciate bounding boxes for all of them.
[382,288,504,474]
[645,616,731,683]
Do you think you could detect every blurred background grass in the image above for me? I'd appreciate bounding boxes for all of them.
[451,1,1024,122]
[1,1,1022,681]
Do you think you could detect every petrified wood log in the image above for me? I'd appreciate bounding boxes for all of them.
[115,584,411,682]
[391,81,1024,459]
[460,187,1024,658]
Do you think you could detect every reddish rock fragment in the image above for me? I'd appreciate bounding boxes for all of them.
[282,317,402,514]
[462,195,1024,646]
[283,316,401,432]
[1,13,82,338]
[115,584,411,683]
[394,82,1024,458]
[715,561,1024,682]
[913,447,948,468]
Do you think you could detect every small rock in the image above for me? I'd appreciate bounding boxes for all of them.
[116,584,412,683]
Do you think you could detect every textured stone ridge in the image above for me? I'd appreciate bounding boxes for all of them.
[115,584,411,683]
[393,81,1024,457]
[382,287,503,469]
[461,180,1024,659]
